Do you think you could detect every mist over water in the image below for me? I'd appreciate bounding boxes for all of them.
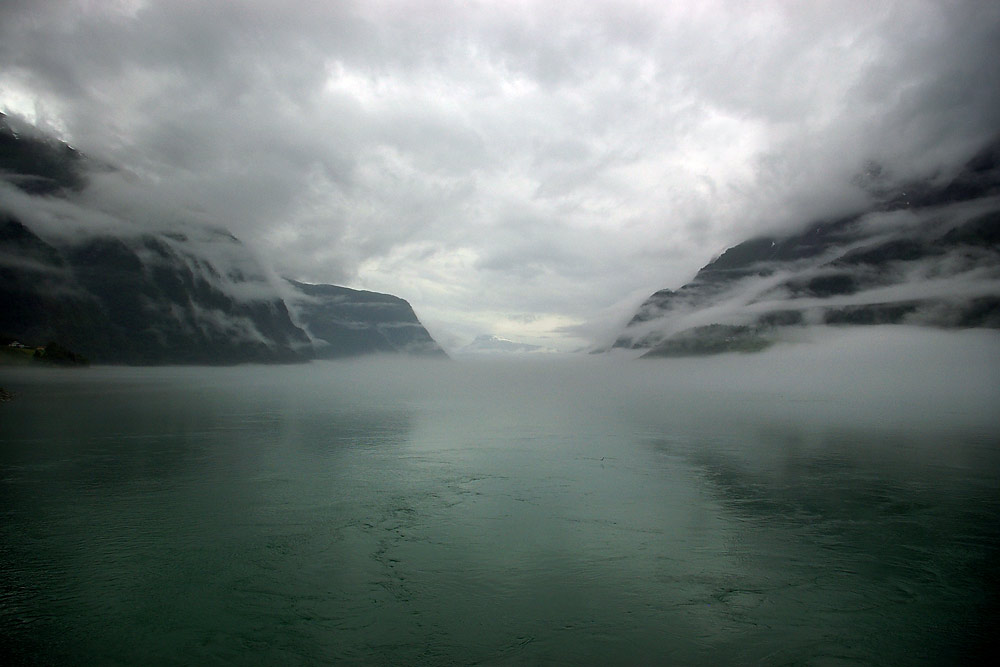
[2,327,999,664]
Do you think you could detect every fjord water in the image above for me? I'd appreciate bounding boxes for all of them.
[2,328,999,665]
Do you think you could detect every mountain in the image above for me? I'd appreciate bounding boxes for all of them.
[457,334,556,356]
[612,141,1000,358]
[0,113,87,194]
[0,114,444,364]
[285,279,446,358]
[0,214,314,364]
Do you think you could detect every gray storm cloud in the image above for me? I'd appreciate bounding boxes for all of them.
[2,0,998,349]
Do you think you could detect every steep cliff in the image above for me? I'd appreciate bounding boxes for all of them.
[286,280,446,358]
[0,216,312,364]
[0,114,444,364]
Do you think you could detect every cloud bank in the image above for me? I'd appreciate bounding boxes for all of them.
[2,0,998,350]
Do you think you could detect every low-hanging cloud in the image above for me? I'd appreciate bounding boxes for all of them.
[2,0,998,351]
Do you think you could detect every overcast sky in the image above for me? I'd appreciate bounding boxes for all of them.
[1,0,998,351]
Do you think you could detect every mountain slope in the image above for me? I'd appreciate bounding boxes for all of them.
[0,114,445,364]
[0,215,312,364]
[612,142,1000,357]
[0,113,87,194]
[285,279,446,358]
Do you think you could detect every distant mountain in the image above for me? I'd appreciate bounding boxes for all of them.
[611,141,1000,357]
[0,113,444,364]
[286,279,446,358]
[458,334,556,356]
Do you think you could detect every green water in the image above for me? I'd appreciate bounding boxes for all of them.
[2,338,999,664]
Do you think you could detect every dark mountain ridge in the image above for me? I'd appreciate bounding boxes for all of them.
[612,141,1000,357]
[286,279,446,358]
[0,113,87,194]
[1,214,313,364]
[0,114,444,364]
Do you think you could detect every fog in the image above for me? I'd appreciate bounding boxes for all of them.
[3,0,999,348]
[16,325,990,437]
[4,323,998,664]
[345,327,999,433]
[4,4,999,660]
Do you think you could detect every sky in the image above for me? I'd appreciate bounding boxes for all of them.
[1,0,999,352]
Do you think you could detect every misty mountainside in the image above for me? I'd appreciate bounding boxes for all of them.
[285,279,446,358]
[0,113,443,364]
[0,113,88,195]
[0,215,312,364]
[457,334,557,356]
[613,141,1000,358]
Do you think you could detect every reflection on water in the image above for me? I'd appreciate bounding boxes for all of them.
[2,339,999,664]
[650,426,1000,664]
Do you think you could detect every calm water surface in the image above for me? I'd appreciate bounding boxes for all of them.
[2,332,999,664]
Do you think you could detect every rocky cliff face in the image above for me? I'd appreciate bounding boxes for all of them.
[286,280,446,358]
[613,142,1000,357]
[0,216,313,364]
[0,114,444,364]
